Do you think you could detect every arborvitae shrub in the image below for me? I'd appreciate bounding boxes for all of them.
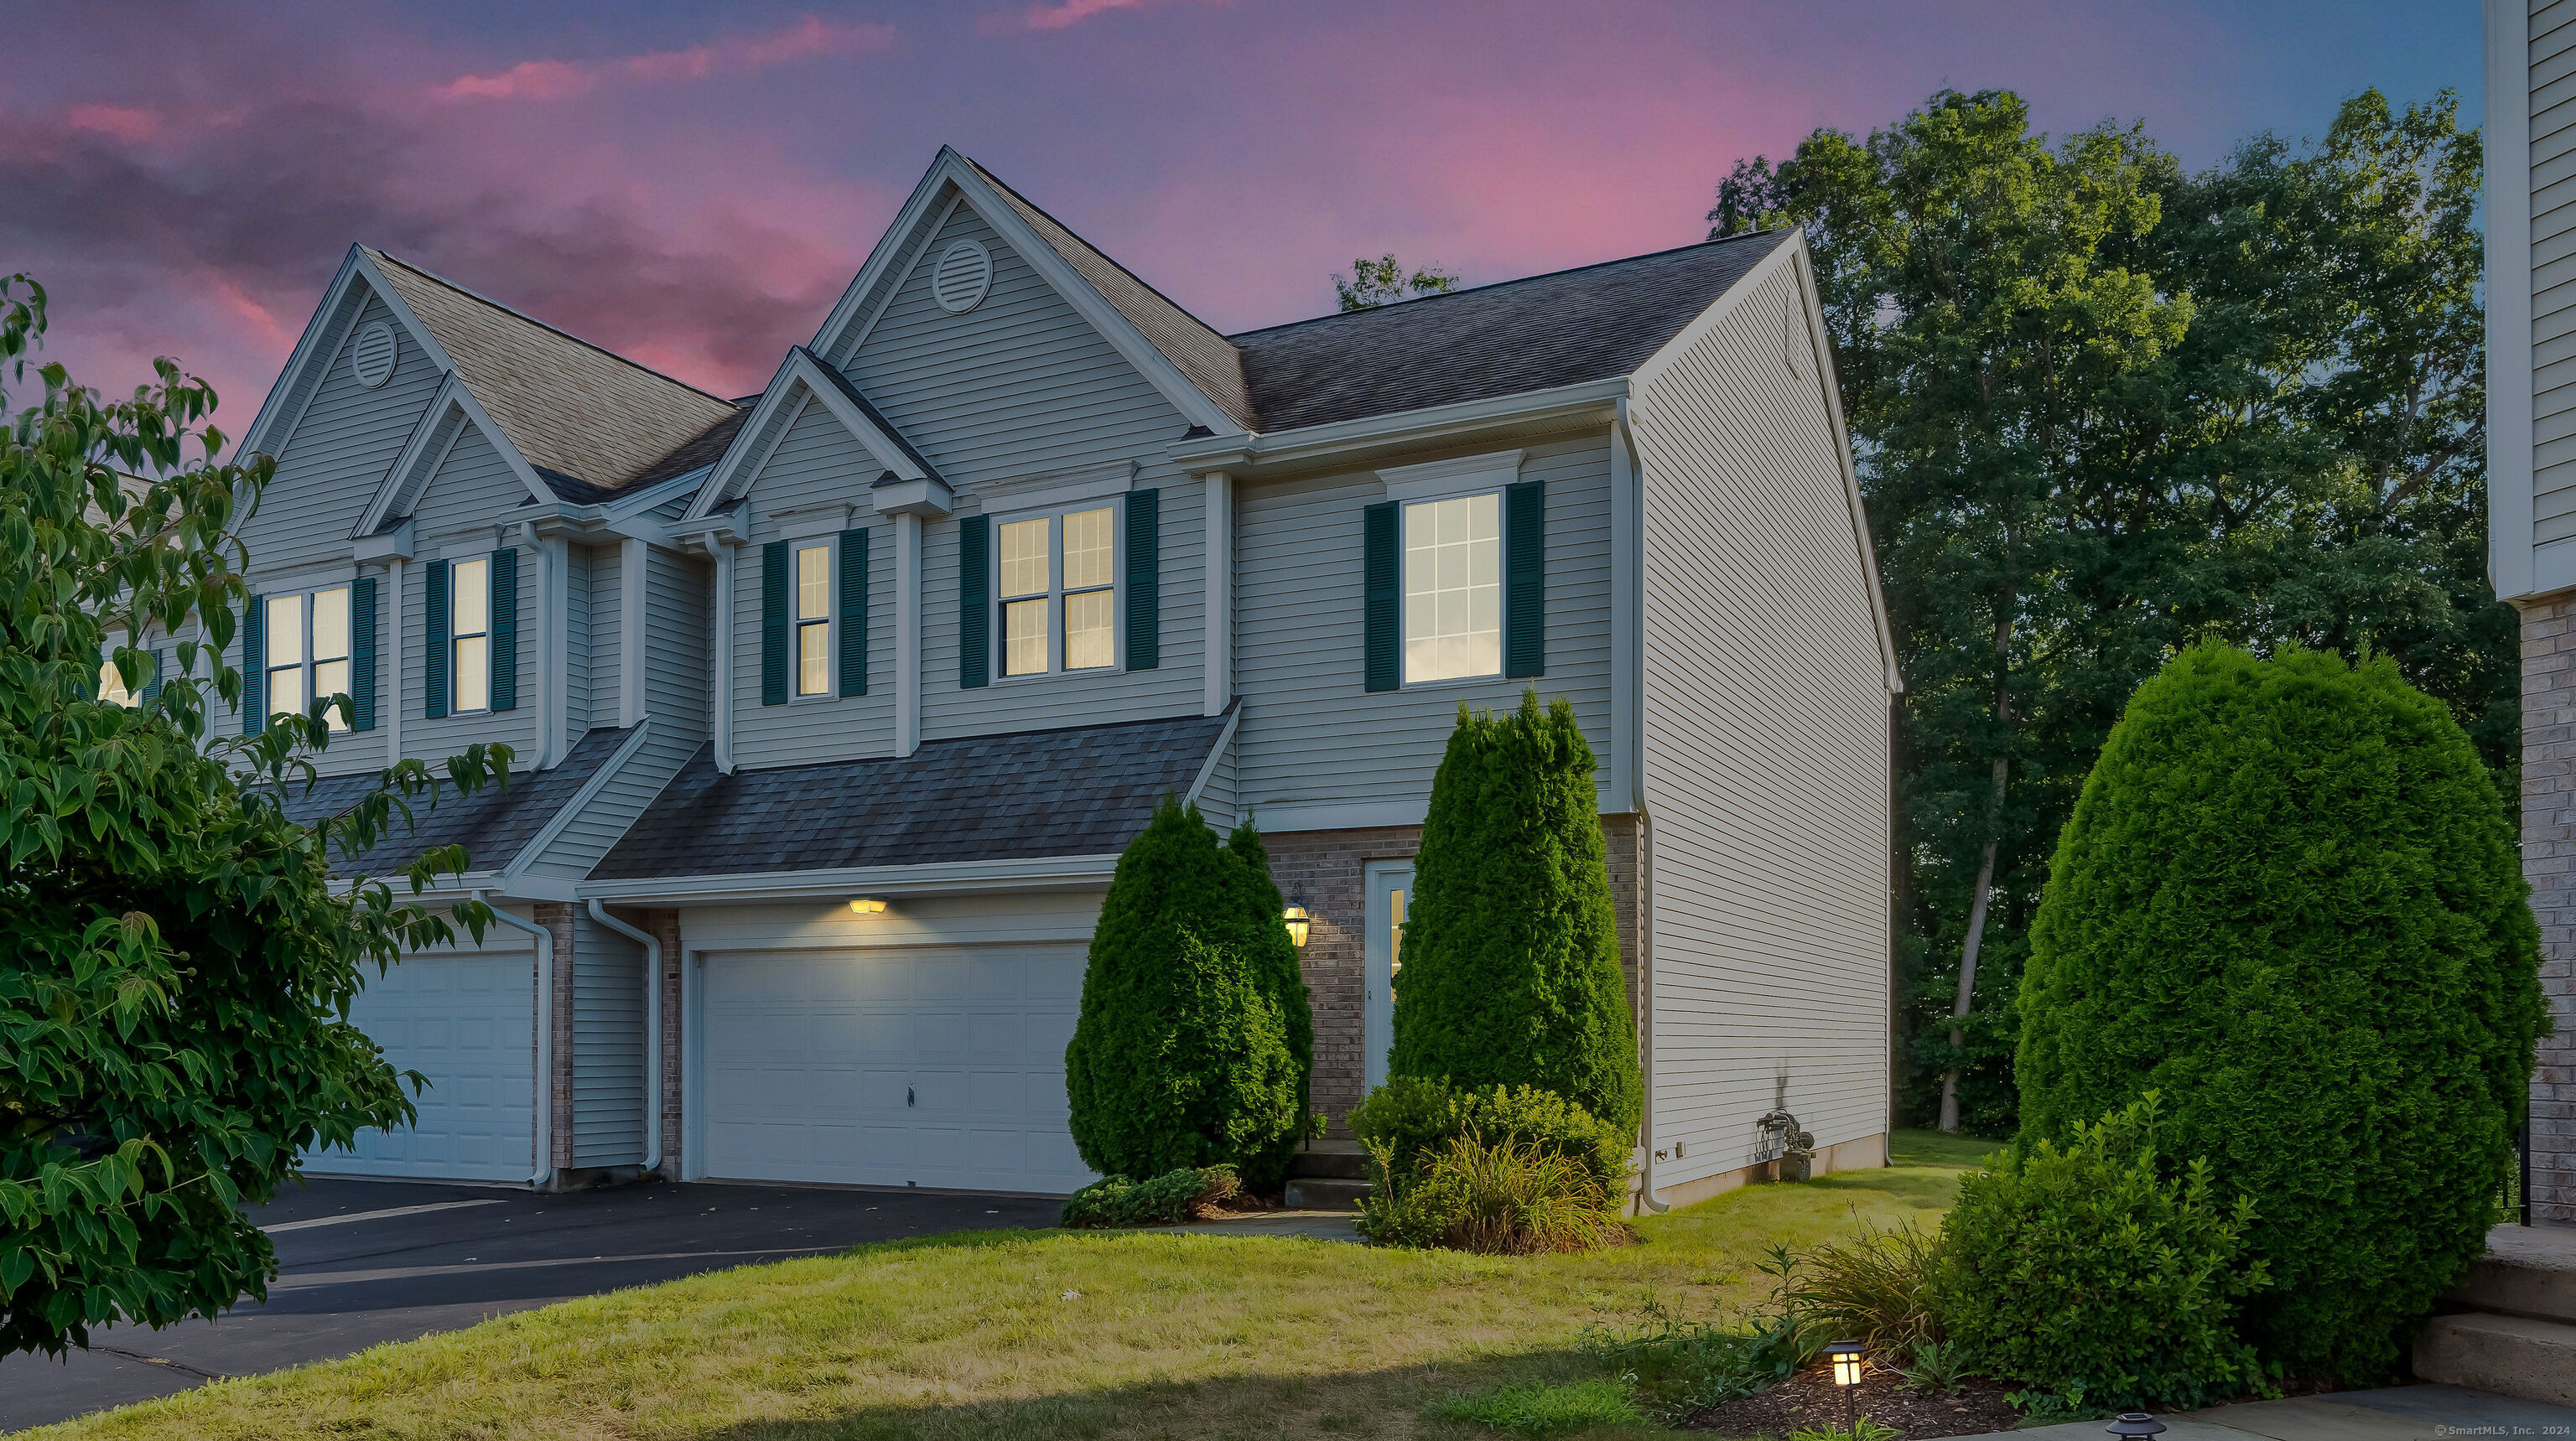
[1064,799,1306,1188]
[1390,692,1642,1137]
[2018,644,2547,1380]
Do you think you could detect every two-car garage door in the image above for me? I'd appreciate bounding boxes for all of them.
[699,946,1095,1195]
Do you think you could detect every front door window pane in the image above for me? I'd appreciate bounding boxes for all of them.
[1003,597,1050,676]
[1402,493,1502,684]
[1065,588,1114,671]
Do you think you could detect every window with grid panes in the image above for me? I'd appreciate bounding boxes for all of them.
[996,504,1118,677]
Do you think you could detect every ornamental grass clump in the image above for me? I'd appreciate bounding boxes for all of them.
[1358,1128,1625,1254]
[2018,643,2547,1380]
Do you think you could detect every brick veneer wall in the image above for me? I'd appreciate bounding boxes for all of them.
[1264,816,1643,1134]
[536,901,577,1175]
[647,909,683,1179]
[2522,595,2576,1224]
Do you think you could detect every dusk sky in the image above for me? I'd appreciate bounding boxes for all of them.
[3,0,2481,428]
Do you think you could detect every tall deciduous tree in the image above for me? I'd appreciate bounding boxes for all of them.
[1711,88,2503,1133]
[0,276,509,1358]
[1332,254,1461,311]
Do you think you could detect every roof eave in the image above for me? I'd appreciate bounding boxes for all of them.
[1168,375,1633,476]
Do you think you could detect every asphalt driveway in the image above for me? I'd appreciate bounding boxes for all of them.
[0,1176,1061,1433]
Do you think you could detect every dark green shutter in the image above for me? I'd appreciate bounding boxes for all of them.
[425,561,451,719]
[1124,489,1159,671]
[489,548,518,712]
[1363,502,1399,692]
[143,648,165,706]
[1504,479,1545,679]
[351,575,378,730]
[760,539,790,707]
[838,529,868,697]
[242,594,266,733]
[958,515,989,688]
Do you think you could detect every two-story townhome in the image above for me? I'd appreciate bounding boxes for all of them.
[224,148,1898,1208]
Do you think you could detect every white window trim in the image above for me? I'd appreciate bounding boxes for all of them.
[264,583,358,729]
[776,504,854,542]
[1376,448,1524,505]
[788,535,839,702]
[448,557,494,717]
[1396,487,1508,692]
[988,497,1124,684]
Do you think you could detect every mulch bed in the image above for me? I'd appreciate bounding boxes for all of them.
[1687,1364,2023,1439]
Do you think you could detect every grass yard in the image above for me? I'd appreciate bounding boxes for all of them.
[32,1132,1996,1441]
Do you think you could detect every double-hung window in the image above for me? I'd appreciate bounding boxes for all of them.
[449,558,490,713]
[796,542,831,696]
[997,504,1117,677]
[1401,491,1501,685]
[267,587,353,728]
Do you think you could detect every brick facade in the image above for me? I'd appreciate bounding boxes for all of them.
[2522,596,2576,1224]
[535,901,578,1174]
[647,908,683,1179]
[1263,816,1642,1133]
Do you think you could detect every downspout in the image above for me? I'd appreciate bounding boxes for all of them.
[699,535,735,774]
[585,899,663,1177]
[475,892,554,1190]
[1619,395,1670,1216]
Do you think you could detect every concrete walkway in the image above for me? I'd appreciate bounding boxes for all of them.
[1999,1386,2576,1441]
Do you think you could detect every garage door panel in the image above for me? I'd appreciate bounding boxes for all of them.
[321,951,535,1184]
[701,946,1094,1194]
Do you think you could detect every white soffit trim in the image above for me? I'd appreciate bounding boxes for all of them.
[1377,448,1526,503]
[811,149,1244,439]
[579,852,1122,905]
[776,504,856,540]
[1169,376,1628,475]
[688,352,927,521]
[974,459,1139,516]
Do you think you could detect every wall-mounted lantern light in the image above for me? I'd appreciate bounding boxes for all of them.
[848,897,888,915]
[1282,903,1311,948]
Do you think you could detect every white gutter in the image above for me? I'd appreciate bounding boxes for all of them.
[475,892,554,1190]
[585,899,664,1178]
[579,852,1120,906]
[1634,804,1669,1215]
[1168,376,1629,476]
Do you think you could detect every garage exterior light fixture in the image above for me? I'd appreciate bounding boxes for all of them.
[1282,903,1311,948]
[848,897,888,915]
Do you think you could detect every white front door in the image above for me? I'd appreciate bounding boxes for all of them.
[1363,862,1414,1094]
[325,950,537,1183]
[696,945,1094,1194]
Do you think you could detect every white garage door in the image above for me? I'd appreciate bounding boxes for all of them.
[700,946,1094,1194]
[318,951,537,1184]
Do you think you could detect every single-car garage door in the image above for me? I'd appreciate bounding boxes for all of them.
[318,950,537,1184]
[699,945,1093,1194]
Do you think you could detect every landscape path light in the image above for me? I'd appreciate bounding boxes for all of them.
[2106,1414,2167,1441]
[1825,1339,1865,1432]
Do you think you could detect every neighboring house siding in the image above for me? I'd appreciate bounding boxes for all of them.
[589,542,623,728]
[402,427,541,771]
[239,291,440,577]
[2537,1,2576,538]
[570,907,646,1169]
[1196,728,1237,830]
[1232,433,1615,818]
[727,399,897,766]
[1630,264,1892,1182]
[842,203,1206,743]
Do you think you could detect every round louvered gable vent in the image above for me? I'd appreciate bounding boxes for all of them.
[932,240,994,314]
[350,321,398,388]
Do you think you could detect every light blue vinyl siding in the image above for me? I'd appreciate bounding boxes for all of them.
[725,400,896,766]
[565,544,593,742]
[839,202,1206,745]
[1195,728,1237,830]
[569,907,645,1169]
[1232,434,1616,817]
[401,426,538,770]
[587,542,621,731]
[2536,1,2576,536]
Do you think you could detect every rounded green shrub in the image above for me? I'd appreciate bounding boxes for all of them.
[1226,818,1314,1179]
[1064,799,1306,1189]
[1059,1165,1240,1228]
[1348,1076,1630,1194]
[1937,1096,2268,1412]
[1390,692,1641,1136]
[2018,643,2547,1380]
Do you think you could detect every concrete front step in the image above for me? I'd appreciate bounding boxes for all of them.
[2413,1312,2576,1407]
[1286,1143,1370,1182]
[2444,1223,2576,1324]
[1282,1176,1371,1210]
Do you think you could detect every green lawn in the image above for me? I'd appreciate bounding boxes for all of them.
[33,1133,1984,1441]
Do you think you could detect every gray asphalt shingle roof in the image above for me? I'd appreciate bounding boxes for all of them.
[277,727,631,879]
[1225,231,1794,433]
[591,709,1233,880]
